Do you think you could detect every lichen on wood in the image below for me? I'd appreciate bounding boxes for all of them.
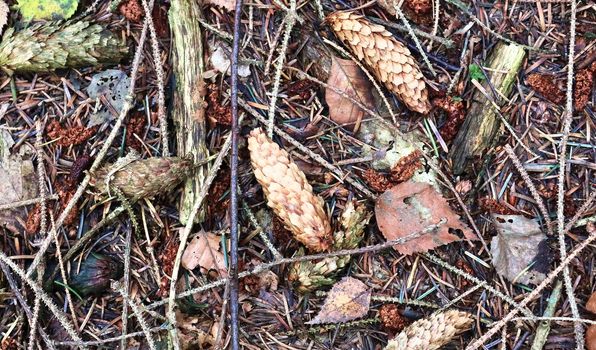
[168,0,209,224]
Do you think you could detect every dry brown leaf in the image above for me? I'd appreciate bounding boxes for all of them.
[181,231,228,277]
[306,277,371,324]
[0,131,38,234]
[325,56,375,132]
[587,292,596,314]
[375,181,476,255]
[0,1,8,36]
[205,0,235,11]
[588,325,596,350]
[490,214,549,285]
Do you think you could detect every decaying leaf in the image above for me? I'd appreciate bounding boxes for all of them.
[182,231,228,277]
[17,0,78,20]
[358,120,438,188]
[375,181,476,255]
[490,214,549,285]
[175,310,216,349]
[325,56,375,131]
[0,131,38,234]
[0,1,8,36]
[87,69,131,127]
[209,42,250,78]
[204,0,236,11]
[306,277,371,324]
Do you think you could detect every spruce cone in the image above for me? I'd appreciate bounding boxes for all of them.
[384,310,473,350]
[326,12,430,114]
[248,128,332,252]
[90,157,193,201]
[288,201,371,291]
[0,21,127,73]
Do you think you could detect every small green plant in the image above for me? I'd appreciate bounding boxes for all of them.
[468,64,486,81]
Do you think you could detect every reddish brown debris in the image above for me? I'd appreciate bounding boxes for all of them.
[119,0,143,22]
[390,150,422,183]
[526,74,564,104]
[157,239,179,297]
[152,4,170,38]
[455,258,474,288]
[57,185,79,227]
[25,204,42,235]
[46,120,98,147]
[271,216,294,248]
[405,0,431,14]
[0,338,18,350]
[478,197,518,215]
[207,83,232,127]
[286,79,315,101]
[362,168,392,193]
[563,195,577,218]
[379,304,407,334]
[126,112,147,151]
[435,96,465,142]
[574,64,594,111]
[206,168,230,223]
[537,182,557,199]
[240,275,261,296]
[68,154,92,189]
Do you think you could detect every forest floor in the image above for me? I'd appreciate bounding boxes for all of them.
[0,0,594,349]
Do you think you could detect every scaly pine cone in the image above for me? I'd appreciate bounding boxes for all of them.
[384,310,473,350]
[288,201,371,292]
[326,12,430,114]
[0,21,127,73]
[90,157,193,201]
[248,128,332,252]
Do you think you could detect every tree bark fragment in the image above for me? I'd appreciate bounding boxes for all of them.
[450,42,526,175]
[169,0,209,224]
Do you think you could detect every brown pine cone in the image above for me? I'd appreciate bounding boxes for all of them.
[384,310,473,350]
[326,12,430,114]
[89,157,194,201]
[247,128,332,252]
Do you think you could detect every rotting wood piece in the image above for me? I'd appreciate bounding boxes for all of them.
[450,42,526,175]
[169,0,209,224]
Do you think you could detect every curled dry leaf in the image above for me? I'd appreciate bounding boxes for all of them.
[306,277,371,325]
[325,56,375,132]
[181,230,228,277]
[375,181,476,255]
[490,214,549,285]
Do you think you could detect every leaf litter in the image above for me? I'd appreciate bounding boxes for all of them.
[0,0,594,348]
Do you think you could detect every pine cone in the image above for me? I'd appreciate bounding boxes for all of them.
[248,128,332,252]
[288,201,371,291]
[384,310,473,350]
[326,12,430,114]
[90,157,193,201]
[0,21,127,73]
